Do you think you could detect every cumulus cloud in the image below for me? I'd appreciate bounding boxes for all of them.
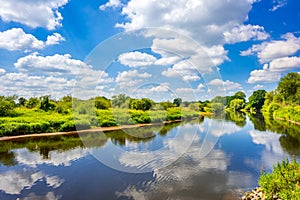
[116,70,151,89]
[223,24,269,44]
[0,0,68,30]
[99,0,122,10]
[244,33,300,83]
[45,33,65,46]
[14,53,91,75]
[148,83,170,92]
[118,51,157,67]
[115,0,259,46]
[241,33,300,63]
[208,79,242,91]
[1,53,113,98]
[0,28,65,51]
[0,72,75,98]
[0,68,6,75]
[247,64,282,84]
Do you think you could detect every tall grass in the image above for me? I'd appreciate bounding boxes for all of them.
[0,107,200,136]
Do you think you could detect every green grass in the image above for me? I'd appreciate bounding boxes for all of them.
[259,159,300,200]
[0,107,200,136]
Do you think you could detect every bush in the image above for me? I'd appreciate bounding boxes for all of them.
[267,102,280,116]
[59,121,76,132]
[259,159,300,200]
[100,119,117,127]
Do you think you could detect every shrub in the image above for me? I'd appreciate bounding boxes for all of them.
[259,159,300,200]
[267,102,280,116]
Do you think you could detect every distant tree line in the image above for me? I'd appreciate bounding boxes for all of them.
[1,72,299,118]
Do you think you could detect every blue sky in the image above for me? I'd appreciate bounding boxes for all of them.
[0,0,299,101]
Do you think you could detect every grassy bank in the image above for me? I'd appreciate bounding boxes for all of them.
[0,107,200,137]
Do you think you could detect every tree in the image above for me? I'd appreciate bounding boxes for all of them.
[0,96,16,116]
[230,99,245,111]
[211,103,224,115]
[25,97,40,109]
[129,98,154,110]
[277,72,300,102]
[233,91,246,101]
[188,102,201,111]
[17,97,27,106]
[140,98,154,110]
[212,96,227,105]
[55,95,73,114]
[173,98,182,107]
[112,94,130,108]
[40,96,55,111]
[159,101,174,109]
[247,90,267,111]
[94,96,111,109]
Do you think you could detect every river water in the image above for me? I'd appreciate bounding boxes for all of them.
[0,113,299,200]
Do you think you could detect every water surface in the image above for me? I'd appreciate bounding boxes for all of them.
[0,114,299,200]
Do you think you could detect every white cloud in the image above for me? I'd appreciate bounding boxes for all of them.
[245,33,300,84]
[0,170,63,195]
[0,28,64,51]
[253,84,264,89]
[99,0,122,10]
[14,53,91,76]
[0,0,68,30]
[223,24,269,44]
[247,65,282,84]
[45,33,65,46]
[116,70,151,89]
[0,72,76,98]
[269,56,300,71]
[149,83,169,92]
[208,79,242,91]
[0,171,43,195]
[13,148,88,167]
[241,33,300,63]
[1,53,113,98]
[0,68,6,75]
[270,0,287,11]
[118,51,157,67]
[115,0,258,46]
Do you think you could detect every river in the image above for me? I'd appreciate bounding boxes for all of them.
[0,113,299,200]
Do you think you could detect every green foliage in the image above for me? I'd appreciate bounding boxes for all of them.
[226,111,246,127]
[55,96,72,114]
[173,98,182,107]
[159,101,174,109]
[17,97,27,107]
[211,103,225,115]
[211,96,227,105]
[25,97,40,109]
[259,159,300,200]
[247,90,267,111]
[94,96,111,109]
[111,94,130,108]
[188,102,201,111]
[39,95,55,111]
[277,72,300,102]
[233,91,246,102]
[229,99,245,111]
[129,98,154,111]
[0,96,16,116]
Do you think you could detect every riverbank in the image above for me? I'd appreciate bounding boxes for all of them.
[274,116,300,126]
[0,119,183,141]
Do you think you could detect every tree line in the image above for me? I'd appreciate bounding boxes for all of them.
[1,72,299,117]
